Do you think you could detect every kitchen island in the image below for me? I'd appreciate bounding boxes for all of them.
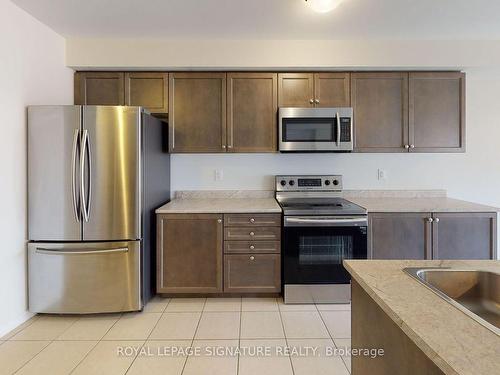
[343,260,500,375]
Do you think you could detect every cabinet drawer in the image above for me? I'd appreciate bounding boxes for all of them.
[224,214,281,227]
[225,241,280,254]
[224,227,281,241]
[224,254,281,293]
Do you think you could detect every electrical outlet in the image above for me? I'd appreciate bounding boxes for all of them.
[377,169,387,180]
[214,169,224,181]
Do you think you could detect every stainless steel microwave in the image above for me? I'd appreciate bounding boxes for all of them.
[279,107,353,152]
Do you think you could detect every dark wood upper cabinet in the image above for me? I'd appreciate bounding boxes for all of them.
[432,212,496,260]
[409,72,465,152]
[125,72,168,114]
[278,72,350,108]
[169,72,226,153]
[227,73,277,152]
[278,73,315,107]
[369,212,431,260]
[352,72,409,152]
[74,72,125,105]
[157,213,223,293]
[314,73,350,107]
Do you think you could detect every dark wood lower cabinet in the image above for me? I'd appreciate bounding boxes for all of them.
[224,254,280,293]
[157,214,223,293]
[352,280,444,375]
[157,212,281,295]
[369,212,497,260]
[432,212,497,260]
[369,213,431,259]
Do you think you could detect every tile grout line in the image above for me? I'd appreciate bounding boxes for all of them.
[316,305,351,374]
[2,315,40,341]
[124,297,172,374]
[277,298,296,375]
[69,312,124,375]
[180,298,206,375]
[13,314,85,374]
[11,339,52,374]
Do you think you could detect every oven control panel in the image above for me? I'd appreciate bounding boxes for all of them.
[276,175,343,191]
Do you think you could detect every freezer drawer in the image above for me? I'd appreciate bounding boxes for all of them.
[28,241,141,314]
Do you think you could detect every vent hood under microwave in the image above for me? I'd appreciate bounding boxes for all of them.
[278,107,353,153]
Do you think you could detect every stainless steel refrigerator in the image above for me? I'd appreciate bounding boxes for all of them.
[27,105,170,314]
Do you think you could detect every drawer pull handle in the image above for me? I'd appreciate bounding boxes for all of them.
[250,256,255,261]
[250,218,255,223]
[249,245,255,250]
[250,232,255,236]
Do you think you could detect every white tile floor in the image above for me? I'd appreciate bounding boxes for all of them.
[0,297,352,374]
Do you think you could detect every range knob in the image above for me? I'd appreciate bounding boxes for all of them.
[333,179,339,186]
[289,180,295,186]
[324,180,331,186]
[280,180,287,186]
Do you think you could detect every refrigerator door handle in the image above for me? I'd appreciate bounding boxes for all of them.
[71,129,80,222]
[35,247,128,255]
[80,129,90,222]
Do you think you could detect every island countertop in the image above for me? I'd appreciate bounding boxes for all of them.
[343,260,500,375]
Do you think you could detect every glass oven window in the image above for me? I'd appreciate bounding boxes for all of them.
[298,235,353,265]
[283,118,335,142]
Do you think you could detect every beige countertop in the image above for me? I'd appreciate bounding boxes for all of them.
[347,197,499,213]
[155,190,499,214]
[344,260,500,375]
[156,198,281,214]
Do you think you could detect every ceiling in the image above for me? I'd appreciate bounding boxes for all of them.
[11,0,500,40]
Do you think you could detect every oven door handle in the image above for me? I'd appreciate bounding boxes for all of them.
[284,216,367,227]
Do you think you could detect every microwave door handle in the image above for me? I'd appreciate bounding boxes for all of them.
[336,112,340,146]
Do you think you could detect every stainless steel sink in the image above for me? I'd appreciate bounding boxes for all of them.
[404,268,500,335]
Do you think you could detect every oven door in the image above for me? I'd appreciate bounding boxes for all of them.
[283,216,367,284]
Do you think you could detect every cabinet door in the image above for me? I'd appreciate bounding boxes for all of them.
[369,213,432,259]
[169,73,226,152]
[409,72,465,152]
[157,214,223,293]
[74,72,125,105]
[314,73,350,107]
[278,73,314,107]
[125,72,168,114]
[227,73,277,152]
[432,213,496,260]
[351,72,408,152]
[224,254,281,293]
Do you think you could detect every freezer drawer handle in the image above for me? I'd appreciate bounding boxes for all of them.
[35,247,129,255]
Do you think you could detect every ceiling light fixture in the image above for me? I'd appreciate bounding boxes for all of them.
[305,0,345,13]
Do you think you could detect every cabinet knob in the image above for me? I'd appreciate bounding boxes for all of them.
[222,145,226,149]
[309,99,314,104]
[410,144,415,149]
[217,219,222,223]
[250,256,255,261]
[404,144,410,149]
[434,217,440,223]
[249,245,255,250]
[227,145,233,149]
[314,99,320,104]
[250,218,255,223]
[249,231,255,236]
[427,218,434,223]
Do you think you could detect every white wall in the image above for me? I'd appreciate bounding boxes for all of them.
[171,68,500,209]
[0,0,73,337]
